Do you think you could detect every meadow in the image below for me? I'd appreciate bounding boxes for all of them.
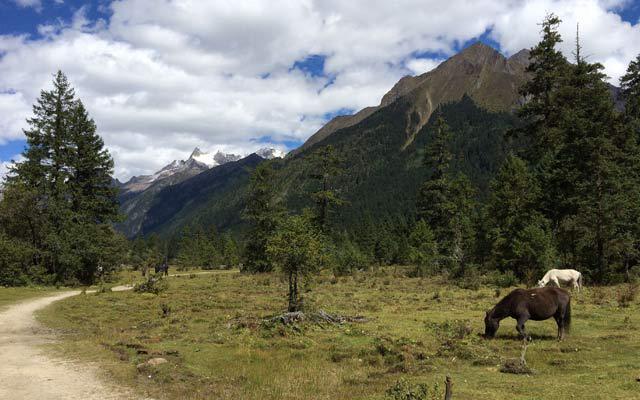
[36,268,640,400]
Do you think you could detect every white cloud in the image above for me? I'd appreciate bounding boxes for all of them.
[0,0,639,180]
[12,0,42,9]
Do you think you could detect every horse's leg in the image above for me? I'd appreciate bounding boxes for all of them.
[552,277,560,288]
[554,314,563,340]
[516,316,530,340]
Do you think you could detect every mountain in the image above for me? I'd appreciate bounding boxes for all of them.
[138,154,264,236]
[119,148,242,195]
[132,43,524,240]
[117,147,284,237]
[295,43,529,154]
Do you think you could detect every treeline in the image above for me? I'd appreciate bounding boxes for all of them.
[0,72,125,286]
[240,15,640,286]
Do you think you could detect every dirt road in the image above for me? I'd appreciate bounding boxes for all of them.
[0,291,144,400]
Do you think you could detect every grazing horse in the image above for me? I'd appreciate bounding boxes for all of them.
[538,269,583,292]
[155,262,169,277]
[484,287,571,341]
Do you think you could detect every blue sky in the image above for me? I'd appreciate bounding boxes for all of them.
[1,0,639,180]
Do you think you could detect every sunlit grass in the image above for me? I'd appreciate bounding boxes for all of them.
[37,267,640,399]
[0,286,58,310]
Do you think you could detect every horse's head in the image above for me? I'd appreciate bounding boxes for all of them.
[537,279,545,287]
[483,310,499,338]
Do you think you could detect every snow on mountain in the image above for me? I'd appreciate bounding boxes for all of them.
[121,146,286,194]
[254,147,287,159]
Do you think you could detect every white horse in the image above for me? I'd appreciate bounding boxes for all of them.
[538,269,583,292]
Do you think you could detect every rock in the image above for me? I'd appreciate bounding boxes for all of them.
[147,357,168,366]
[137,357,168,370]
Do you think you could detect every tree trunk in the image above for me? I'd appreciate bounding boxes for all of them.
[444,376,453,400]
[288,270,298,312]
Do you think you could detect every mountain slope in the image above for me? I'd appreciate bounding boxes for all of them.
[134,43,525,239]
[138,154,264,236]
[296,43,528,154]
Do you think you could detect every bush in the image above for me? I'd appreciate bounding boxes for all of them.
[488,270,519,288]
[385,378,441,400]
[453,266,481,290]
[134,274,168,294]
[333,241,369,276]
[617,283,638,308]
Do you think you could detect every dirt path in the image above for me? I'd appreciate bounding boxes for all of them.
[0,291,145,400]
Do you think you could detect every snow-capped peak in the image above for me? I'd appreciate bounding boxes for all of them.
[255,147,286,159]
[188,147,242,168]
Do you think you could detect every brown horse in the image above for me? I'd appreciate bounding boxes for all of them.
[484,287,571,340]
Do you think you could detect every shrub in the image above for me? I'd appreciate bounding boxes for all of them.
[333,241,369,276]
[488,270,519,288]
[134,274,168,294]
[617,283,638,308]
[385,378,441,400]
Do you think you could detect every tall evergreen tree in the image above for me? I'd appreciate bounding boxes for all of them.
[518,13,568,165]
[620,54,640,123]
[0,71,123,284]
[67,100,119,222]
[416,115,476,272]
[485,155,555,281]
[308,145,345,232]
[243,162,283,272]
[552,37,628,279]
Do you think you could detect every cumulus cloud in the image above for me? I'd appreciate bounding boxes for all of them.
[0,0,639,179]
[12,0,42,9]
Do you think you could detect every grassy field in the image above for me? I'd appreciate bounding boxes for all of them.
[36,268,640,400]
[0,286,58,310]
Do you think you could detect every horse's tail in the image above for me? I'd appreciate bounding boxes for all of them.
[563,297,572,332]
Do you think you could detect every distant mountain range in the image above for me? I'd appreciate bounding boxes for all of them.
[117,42,625,242]
[116,147,284,237]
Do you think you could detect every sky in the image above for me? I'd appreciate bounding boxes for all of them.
[1,0,640,181]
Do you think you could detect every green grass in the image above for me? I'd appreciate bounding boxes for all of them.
[36,268,640,400]
[0,286,58,310]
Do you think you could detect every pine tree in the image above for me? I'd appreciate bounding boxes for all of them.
[518,13,568,164]
[620,54,640,122]
[485,155,555,280]
[266,213,325,312]
[243,162,283,272]
[550,33,637,281]
[308,145,345,232]
[416,115,476,272]
[408,219,437,276]
[1,71,123,284]
[67,100,119,222]
[424,114,453,180]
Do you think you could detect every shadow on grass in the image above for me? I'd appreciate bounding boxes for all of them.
[491,333,557,341]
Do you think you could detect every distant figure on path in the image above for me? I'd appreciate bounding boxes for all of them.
[537,269,583,292]
[155,257,169,276]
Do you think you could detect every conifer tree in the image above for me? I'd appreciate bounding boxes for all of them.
[416,115,476,271]
[620,54,640,122]
[267,213,324,312]
[243,162,283,272]
[309,145,345,232]
[485,155,555,280]
[0,71,123,284]
[67,100,119,222]
[518,13,568,164]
